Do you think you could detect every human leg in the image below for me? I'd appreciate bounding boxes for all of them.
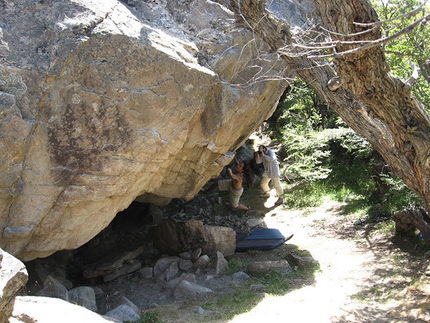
[229,186,248,210]
[229,186,242,207]
[272,177,284,205]
[260,175,270,196]
[272,177,283,197]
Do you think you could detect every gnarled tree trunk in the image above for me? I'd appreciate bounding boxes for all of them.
[230,0,430,242]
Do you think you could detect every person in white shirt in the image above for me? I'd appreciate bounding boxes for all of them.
[255,145,283,205]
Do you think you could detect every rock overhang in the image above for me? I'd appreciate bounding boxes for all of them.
[0,0,291,261]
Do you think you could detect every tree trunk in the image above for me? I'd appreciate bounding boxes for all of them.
[393,207,430,245]
[230,0,430,242]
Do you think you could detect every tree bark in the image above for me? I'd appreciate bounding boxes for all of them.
[230,0,430,243]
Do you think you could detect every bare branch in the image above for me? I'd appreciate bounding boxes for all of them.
[318,24,380,38]
[354,2,427,27]
[280,12,430,59]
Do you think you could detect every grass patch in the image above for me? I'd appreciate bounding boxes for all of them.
[283,182,326,208]
[148,259,321,323]
[251,270,292,295]
[126,311,165,323]
[281,156,374,216]
[289,261,321,280]
[196,265,320,321]
[283,180,370,216]
[204,286,262,316]
[222,257,244,275]
[373,220,396,235]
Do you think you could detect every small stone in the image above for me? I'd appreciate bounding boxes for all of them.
[247,260,292,276]
[139,267,153,279]
[105,304,140,322]
[179,258,193,271]
[173,281,212,300]
[193,255,210,268]
[192,306,205,315]
[191,248,202,262]
[215,251,228,275]
[179,251,191,260]
[232,271,251,285]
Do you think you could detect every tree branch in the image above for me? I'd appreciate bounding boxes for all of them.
[279,12,430,59]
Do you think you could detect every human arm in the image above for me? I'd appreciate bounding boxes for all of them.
[263,149,276,162]
[255,151,262,164]
[228,168,239,180]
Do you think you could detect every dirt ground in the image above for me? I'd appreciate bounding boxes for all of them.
[231,199,430,323]
[27,184,430,323]
[142,195,430,323]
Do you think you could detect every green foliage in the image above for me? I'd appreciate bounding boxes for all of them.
[274,79,338,134]
[283,182,327,209]
[372,0,430,106]
[276,90,378,212]
[283,150,375,214]
[272,71,425,216]
[281,130,331,183]
[202,264,320,321]
[209,286,260,310]
[329,125,373,159]
[274,79,340,184]
[379,173,425,211]
[324,146,376,216]
[252,270,291,295]
[282,119,423,216]
[267,1,429,219]
[222,257,244,275]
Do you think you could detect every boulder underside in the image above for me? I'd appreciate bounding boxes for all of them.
[0,0,295,260]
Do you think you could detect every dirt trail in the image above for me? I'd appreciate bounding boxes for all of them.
[151,198,430,323]
[24,184,430,322]
[81,187,430,323]
[230,200,430,323]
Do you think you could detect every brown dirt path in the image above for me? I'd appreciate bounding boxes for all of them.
[153,198,430,323]
[229,200,430,323]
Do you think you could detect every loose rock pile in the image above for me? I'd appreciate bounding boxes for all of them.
[23,246,245,322]
[8,191,316,322]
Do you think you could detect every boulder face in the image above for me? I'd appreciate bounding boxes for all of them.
[0,0,291,261]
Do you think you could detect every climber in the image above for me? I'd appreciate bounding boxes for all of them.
[227,161,249,211]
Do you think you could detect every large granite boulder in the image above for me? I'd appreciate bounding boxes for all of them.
[0,0,291,261]
[11,296,120,323]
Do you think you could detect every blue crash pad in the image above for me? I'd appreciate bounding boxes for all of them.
[235,228,293,252]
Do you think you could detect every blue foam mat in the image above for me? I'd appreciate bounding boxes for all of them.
[242,228,285,240]
[235,228,288,252]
